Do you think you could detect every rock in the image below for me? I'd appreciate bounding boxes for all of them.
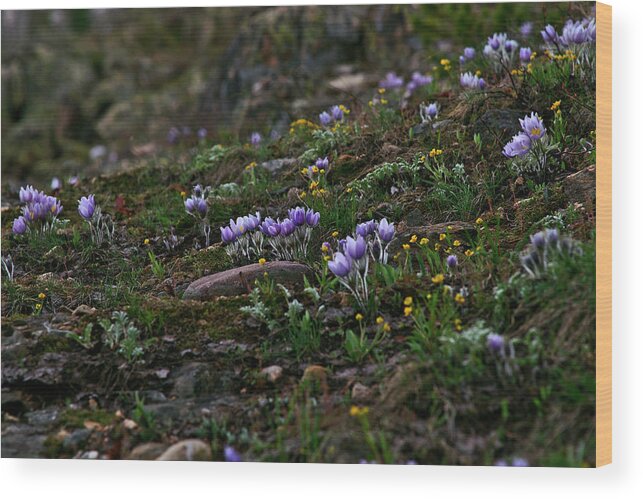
[259,158,298,175]
[62,428,92,451]
[183,261,313,300]
[25,408,60,427]
[127,442,168,460]
[562,166,596,203]
[328,73,367,93]
[72,304,97,316]
[170,362,217,399]
[156,439,212,461]
[351,382,371,402]
[260,365,283,383]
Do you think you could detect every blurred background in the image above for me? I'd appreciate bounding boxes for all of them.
[1,3,576,185]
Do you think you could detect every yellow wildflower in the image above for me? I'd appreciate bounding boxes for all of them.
[35,303,42,311]
[550,100,561,111]
[475,217,484,225]
[376,316,385,325]
[403,296,413,306]
[402,244,410,251]
[321,244,329,253]
[434,243,441,251]
[350,405,369,417]
[425,293,432,300]
[432,274,445,285]
[355,313,364,321]
[38,293,46,300]
[346,187,353,193]
[453,240,461,247]
[429,148,443,158]
[311,166,319,174]
[420,237,429,246]
[258,258,267,266]
[410,234,418,243]
[180,191,187,199]
[332,231,339,238]
[382,322,391,333]
[439,233,446,241]
[301,168,308,175]
[465,249,474,257]
[404,306,413,317]
[299,191,307,199]
[378,88,386,94]
[144,238,150,245]
[454,318,463,332]
[454,293,466,305]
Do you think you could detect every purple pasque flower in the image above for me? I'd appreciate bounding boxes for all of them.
[288,206,306,226]
[197,127,207,140]
[487,333,505,353]
[68,175,79,187]
[541,24,559,44]
[544,228,559,245]
[220,225,236,244]
[250,132,262,147]
[315,157,329,170]
[560,20,589,46]
[377,218,395,243]
[519,21,533,37]
[355,220,376,238]
[511,457,529,467]
[319,111,332,126]
[421,102,439,122]
[487,32,507,50]
[12,216,27,235]
[259,217,281,237]
[327,251,352,278]
[167,127,181,144]
[519,47,532,63]
[502,133,532,158]
[460,72,485,90]
[78,194,96,220]
[407,71,433,93]
[446,254,458,268]
[379,72,404,89]
[304,208,320,227]
[530,230,546,249]
[19,185,37,204]
[51,177,62,191]
[337,238,347,252]
[229,216,247,237]
[504,39,519,53]
[223,446,242,462]
[520,112,546,140]
[185,196,207,217]
[42,195,63,217]
[345,235,367,260]
[463,47,476,60]
[330,105,344,122]
[280,218,296,237]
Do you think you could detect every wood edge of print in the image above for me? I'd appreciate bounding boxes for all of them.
[596,1,612,468]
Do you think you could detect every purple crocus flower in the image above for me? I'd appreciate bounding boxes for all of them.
[68,176,79,187]
[422,102,439,121]
[197,128,207,140]
[345,235,367,260]
[356,220,376,238]
[304,208,320,227]
[379,72,404,89]
[545,228,559,245]
[167,127,181,144]
[288,206,306,226]
[330,105,344,122]
[487,33,507,50]
[519,21,533,37]
[43,195,63,217]
[504,39,519,53]
[460,72,484,90]
[220,226,236,244]
[319,111,332,127]
[446,254,458,268]
[512,457,529,467]
[377,218,395,243]
[463,47,476,60]
[50,177,62,191]
[459,55,466,65]
[502,133,532,158]
[487,333,505,353]
[184,197,195,214]
[12,216,27,235]
[519,47,532,63]
[19,185,36,204]
[560,20,589,46]
[328,251,352,278]
[315,157,329,170]
[541,24,559,44]
[224,446,242,462]
[520,112,546,140]
[78,195,96,220]
[250,132,262,147]
[195,198,208,217]
[259,217,281,237]
[229,216,247,237]
[530,231,546,249]
[280,218,296,237]
[494,459,509,466]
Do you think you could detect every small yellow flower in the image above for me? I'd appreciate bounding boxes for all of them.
[432,274,445,285]
[350,405,369,417]
[299,191,307,199]
[434,243,441,251]
[38,292,46,300]
[378,88,386,94]
[321,244,329,253]
[244,161,257,171]
[393,252,400,261]
[323,255,331,261]
[476,245,482,252]
[381,98,389,105]
[429,148,443,158]
[465,249,474,257]
[309,181,319,190]
[454,318,463,332]
[180,191,187,199]
[445,247,452,254]
[420,155,426,162]
[258,258,267,266]
[301,168,308,175]
[376,316,385,325]
[382,322,391,333]
[454,293,466,305]
[440,58,450,66]
[404,306,413,317]
[453,240,461,247]
[475,217,484,225]
[332,231,339,238]
[403,296,413,306]
[319,169,325,175]
[439,233,447,241]
[312,166,319,174]
[550,100,561,111]
[447,225,453,231]
[425,293,432,300]
[410,234,418,243]
[346,187,353,193]
[402,244,410,251]
[144,238,150,245]
[355,313,364,321]
[420,238,429,246]
[35,303,42,311]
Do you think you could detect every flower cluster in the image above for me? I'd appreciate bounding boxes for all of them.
[378,72,404,89]
[184,184,212,247]
[542,18,596,48]
[502,112,546,158]
[405,71,433,96]
[326,218,396,309]
[78,194,115,246]
[459,71,486,90]
[12,186,63,236]
[220,207,320,263]
[319,104,349,127]
[300,157,329,197]
[459,47,476,64]
[519,228,581,279]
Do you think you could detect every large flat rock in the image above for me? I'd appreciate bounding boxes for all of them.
[182,261,313,300]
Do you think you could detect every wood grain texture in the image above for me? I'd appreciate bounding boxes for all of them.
[596,1,612,467]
